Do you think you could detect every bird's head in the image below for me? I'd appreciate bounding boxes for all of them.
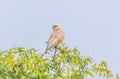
[52,24,62,31]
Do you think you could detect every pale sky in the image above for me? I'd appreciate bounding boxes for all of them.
[0,0,120,79]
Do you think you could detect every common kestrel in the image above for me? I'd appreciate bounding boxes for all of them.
[45,24,65,54]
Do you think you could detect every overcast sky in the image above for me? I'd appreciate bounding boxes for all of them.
[0,0,120,78]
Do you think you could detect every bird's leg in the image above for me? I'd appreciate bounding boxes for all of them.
[52,48,57,62]
[54,48,57,57]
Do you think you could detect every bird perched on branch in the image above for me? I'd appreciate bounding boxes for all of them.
[45,24,65,55]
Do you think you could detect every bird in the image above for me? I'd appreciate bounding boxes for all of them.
[45,24,65,55]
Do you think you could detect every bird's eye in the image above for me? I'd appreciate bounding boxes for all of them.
[54,25,57,27]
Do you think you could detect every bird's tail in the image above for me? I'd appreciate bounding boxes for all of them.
[44,44,55,54]
[44,45,49,54]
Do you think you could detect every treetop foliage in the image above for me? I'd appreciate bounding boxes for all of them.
[0,44,119,79]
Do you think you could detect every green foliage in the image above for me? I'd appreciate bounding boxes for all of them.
[0,45,119,79]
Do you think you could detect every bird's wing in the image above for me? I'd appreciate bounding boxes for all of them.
[48,30,64,44]
[45,31,57,53]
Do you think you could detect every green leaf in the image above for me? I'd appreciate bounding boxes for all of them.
[84,71,94,77]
